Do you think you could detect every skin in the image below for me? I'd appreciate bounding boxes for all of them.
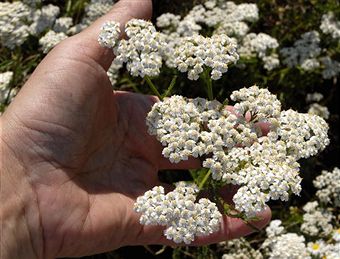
[0,0,271,258]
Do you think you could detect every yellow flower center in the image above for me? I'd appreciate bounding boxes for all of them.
[312,243,320,250]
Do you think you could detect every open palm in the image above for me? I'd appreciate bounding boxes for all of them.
[0,1,270,258]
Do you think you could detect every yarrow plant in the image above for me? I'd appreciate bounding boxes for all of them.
[144,85,329,221]
[97,15,330,243]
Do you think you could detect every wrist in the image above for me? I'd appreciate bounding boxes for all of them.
[1,123,44,259]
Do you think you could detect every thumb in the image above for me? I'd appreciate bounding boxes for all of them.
[73,0,152,70]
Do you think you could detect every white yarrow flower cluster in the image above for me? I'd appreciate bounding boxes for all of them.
[320,12,340,40]
[146,85,329,217]
[107,61,122,86]
[0,2,31,49]
[263,232,310,259]
[146,95,222,163]
[98,21,121,48]
[174,34,239,80]
[238,33,280,70]
[265,220,285,238]
[308,103,330,119]
[221,238,263,259]
[239,33,279,59]
[300,58,320,71]
[262,54,280,71]
[39,30,68,53]
[67,0,114,34]
[319,56,340,79]
[215,21,250,38]
[185,2,258,35]
[230,85,281,120]
[156,13,181,33]
[113,19,165,77]
[306,92,324,103]
[262,220,310,259]
[219,136,302,216]
[278,109,330,159]
[53,17,73,33]
[83,0,114,25]
[133,182,221,244]
[29,4,60,35]
[313,167,340,207]
[300,201,334,237]
[280,31,321,68]
[279,29,339,78]
[154,2,260,71]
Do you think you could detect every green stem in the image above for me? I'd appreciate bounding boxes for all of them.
[206,76,213,101]
[145,75,162,100]
[66,0,72,15]
[162,75,177,98]
[243,219,262,232]
[198,169,211,190]
[202,69,213,100]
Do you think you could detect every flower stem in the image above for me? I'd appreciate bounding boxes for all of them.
[199,169,211,190]
[206,76,213,101]
[162,75,177,98]
[202,69,213,100]
[145,75,162,100]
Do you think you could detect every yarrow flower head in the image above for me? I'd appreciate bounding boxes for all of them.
[230,85,281,122]
[83,0,114,25]
[173,34,239,80]
[98,20,121,48]
[0,2,31,49]
[239,33,279,59]
[238,33,280,71]
[313,167,340,207]
[300,201,333,237]
[265,220,285,238]
[308,103,330,120]
[262,232,310,259]
[39,30,68,53]
[280,31,321,68]
[146,95,222,163]
[29,4,60,36]
[53,17,73,33]
[320,11,340,40]
[113,19,165,77]
[278,109,330,159]
[133,182,221,244]
[156,13,181,33]
[220,238,263,259]
[319,56,340,80]
[262,222,311,259]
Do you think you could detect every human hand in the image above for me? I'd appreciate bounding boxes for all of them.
[0,0,271,258]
